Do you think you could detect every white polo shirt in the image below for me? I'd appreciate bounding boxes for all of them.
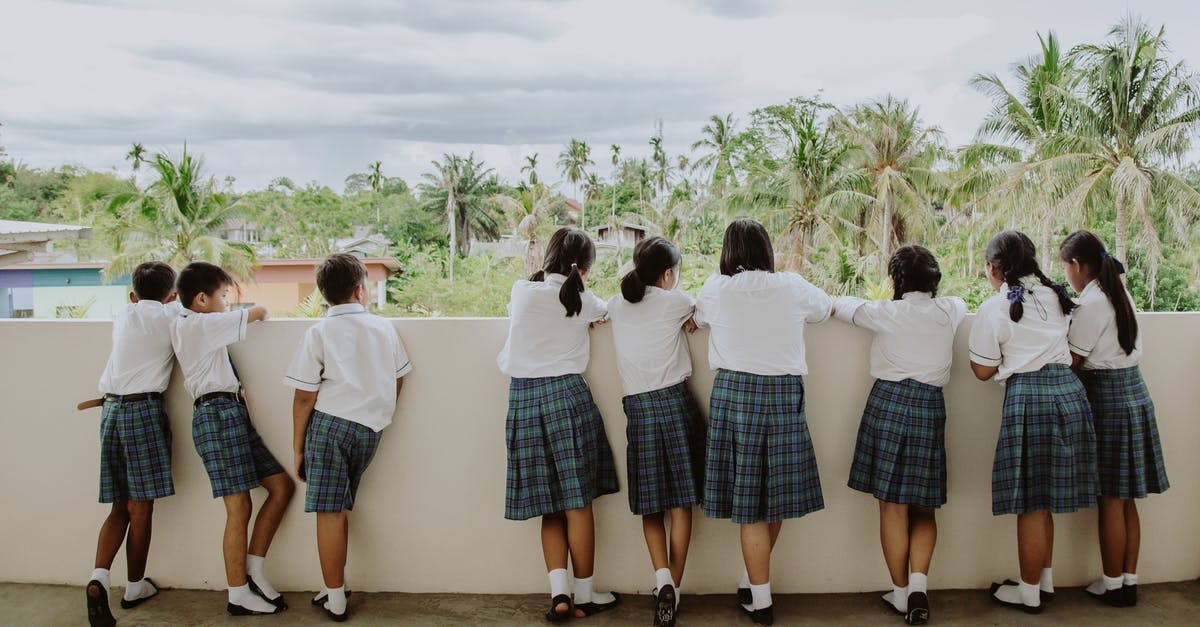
[497,273,608,378]
[1069,279,1142,370]
[98,300,183,395]
[607,286,696,397]
[834,292,967,387]
[171,308,248,399]
[694,271,832,376]
[969,280,1072,382]
[283,303,413,432]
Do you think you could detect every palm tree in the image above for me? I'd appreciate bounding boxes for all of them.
[691,113,739,197]
[418,153,502,283]
[521,153,540,185]
[125,143,146,172]
[368,160,384,222]
[649,123,671,200]
[557,139,593,225]
[105,147,255,281]
[492,182,565,277]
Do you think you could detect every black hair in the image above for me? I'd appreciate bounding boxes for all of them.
[177,261,234,309]
[719,219,774,276]
[530,227,596,317]
[317,253,368,305]
[621,236,682,303]
[131,261,176,302]
[985,230,1074,322]
[889,245,941,299]
[1059,229,1137,355]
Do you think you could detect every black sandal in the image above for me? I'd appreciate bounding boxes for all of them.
[311,589,352,606]
[574,591,621,617]
[989,582,1043,615]
[1002,579,1053,602]
[248,579,288,610]
[119,577,160,609]
[86,580,115,627]
[545,594,572,622]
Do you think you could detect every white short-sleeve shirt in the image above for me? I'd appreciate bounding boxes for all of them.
[497,273,609,378]
[171,308,248,398]
[607,286,696,396]
[834,292,966,387]
[283,303,412,432]
[98,300,183,395]
[1069,279,1142,370]
[694,271,832,376]
[968,280,1072,382]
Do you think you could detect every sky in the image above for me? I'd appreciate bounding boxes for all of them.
[2,0,1199,192]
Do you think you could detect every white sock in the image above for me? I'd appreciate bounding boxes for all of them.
[739,565,750,589]
[883,587,907,613]
[1040,567,1054,593]
[123,578,156,602]
[90,568,111,592]
[246,554,280,600]
[573,576,615,605]
[1124,573,1138,586]
[675,587,681,610]
[1020,580,1041,607]
[228,584,277,613]
[750,582,771,610]
[324,586,347,615]
[548,568,569,598]
[1086,574,1124,595]
[909,572,928,594]
[655,568,675,592]
[993,581,1039,607]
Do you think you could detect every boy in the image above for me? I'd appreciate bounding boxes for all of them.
[284,253,412,621]
[171,261,295,616]
[87,261,179,627]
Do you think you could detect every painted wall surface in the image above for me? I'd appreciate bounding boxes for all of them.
[32,285,132,319]
[0,316,1195,594]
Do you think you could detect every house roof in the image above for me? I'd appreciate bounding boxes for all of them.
[0,220,93,268]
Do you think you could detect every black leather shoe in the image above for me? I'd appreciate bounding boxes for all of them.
[906,591,930,625]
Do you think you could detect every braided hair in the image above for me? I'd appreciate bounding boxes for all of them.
[985,230,1074,322]
[889,245,941,299]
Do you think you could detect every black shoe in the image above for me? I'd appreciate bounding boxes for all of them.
[574,592,621,617]
[248,579,288,610]
[86,580,115,627]
[989,582,1043,615]
[737,586,752,607]
[1002,578,1053,602]
[1124,584,1137,606]
[544,594,572,622]
[227,601,281,616]
[741,604,773,625]
[905,591,929,625]
[324,605,349,622]
[119,577,161,610]
[655,584,677,627]
[312,589,352,606]
[1085,586,1131,607]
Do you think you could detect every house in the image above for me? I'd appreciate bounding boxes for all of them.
[0,219,91,268]
[596,222,649,249]
[335,228,391,258]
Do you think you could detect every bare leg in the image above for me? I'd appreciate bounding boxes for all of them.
[1097,496,1125,577]
[879,501,910,586]
[1123,500,1141,574]
[247,473,294,558]
[667,508,693,587]
[541,513,569,615]
[908,506,937,576]
[1044,512,1054,569]
[94,502,131,570]
[1016,511,1051,584]
[124,501,154,581]
[741,522,775,585]
[643,513,668,571]
[316,512,349,589]
[222,492,253,587]
[564,505,596,578]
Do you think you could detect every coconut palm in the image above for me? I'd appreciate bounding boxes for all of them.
[521,154,540,185]
[649,126,671,199]
[557,139,593,222]
[418,153,502,283]
[492,182,565,277]
[125,143,147,172]
[691,113,739,198]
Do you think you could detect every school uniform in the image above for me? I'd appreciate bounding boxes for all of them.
[694,271,832,524]
[172,308,284,499]
[835,293,966,508]
[96,300,181,503]
[969,280,1097,515]
[284,303,413,513]
[608,287,703,516]
[498,274,619,521]
[1070,280,1168,499]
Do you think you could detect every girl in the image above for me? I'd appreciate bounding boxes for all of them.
[496,227,622,621]
[833,245,966,625]
[695,219,832,626]
[968,230,1097,614]
[608,236,702,627]
[1059,230,1169,607]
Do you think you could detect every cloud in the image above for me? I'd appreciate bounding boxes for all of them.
[686,0,780,19]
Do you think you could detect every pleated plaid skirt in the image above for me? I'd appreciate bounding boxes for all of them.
[505,374,619,521]
[848,379,947,508]
[1079,366,1169,499]
[703,369,824,524]
[992,364,1097,515]
[623,381,704,516]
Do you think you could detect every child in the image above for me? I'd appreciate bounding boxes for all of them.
[833,246,966,626]
[284,253,412,621]
[171,261,295,616]
[86,261,180,627]
[695,219,832,626]
[968,230,1097,614]
[1059,230,1168,607]
[497,227,621,622]
[608,236,701,627]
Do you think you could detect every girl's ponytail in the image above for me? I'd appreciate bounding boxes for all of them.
[560,262,585,317]
[621,236,682,304]
[1060,230,1137,354]
[987,230,1071,321]
[621,270,647,303]
[539,227,596,317]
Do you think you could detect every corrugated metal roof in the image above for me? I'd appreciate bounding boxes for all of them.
[0,219,90,236]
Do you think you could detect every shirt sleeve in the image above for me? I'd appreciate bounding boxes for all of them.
[584,291,608,323]
[968,305,1005,367]
[1067,301,1106,357]
[199,309,248,353]
[283,325,323,392]
[693,275,719,328]
[393,326,413,378]
[668,289,697,325]
[799,276,833,324]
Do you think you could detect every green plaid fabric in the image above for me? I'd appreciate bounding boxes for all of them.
[847,379,947,508]
[703,369,824,524]
[992,364,1097,515]
[192,396,286,498]
[505,375,619,521]
[1080,366,1169,499]
[98,396,174,503]
[623,381,703,515]
[303,410,382,513]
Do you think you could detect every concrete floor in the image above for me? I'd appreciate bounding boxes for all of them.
[5,580,1198,626]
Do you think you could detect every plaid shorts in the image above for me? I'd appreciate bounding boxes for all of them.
[703,369,824,524]
[623,381,704,515]
[1080,366,1170,499]
[992,364,1098,515]
[848,379,947,508]
[303,410,382,513]
[99,396,174,503]
[505,374,619,521]
[192,396,286,498]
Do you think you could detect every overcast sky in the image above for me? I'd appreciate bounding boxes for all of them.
[2,0,1199,192]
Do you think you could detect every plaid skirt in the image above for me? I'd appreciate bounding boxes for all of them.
[847,379,947,508]
[505,374,619,521]
[703,369,824,524]
[193,396,286,498]
[99,396,174,503]
[623,381,704,515]
[992,364,1097,515]
[303,410,383,513]
[1080,366,1169,499]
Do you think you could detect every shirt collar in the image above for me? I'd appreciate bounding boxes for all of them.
[544,273,568,286]
[901,291,932,302]
[1080,279,1101,299]
[327,303,366,317]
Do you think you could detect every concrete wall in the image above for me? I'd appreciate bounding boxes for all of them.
[0,316,1196,594]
